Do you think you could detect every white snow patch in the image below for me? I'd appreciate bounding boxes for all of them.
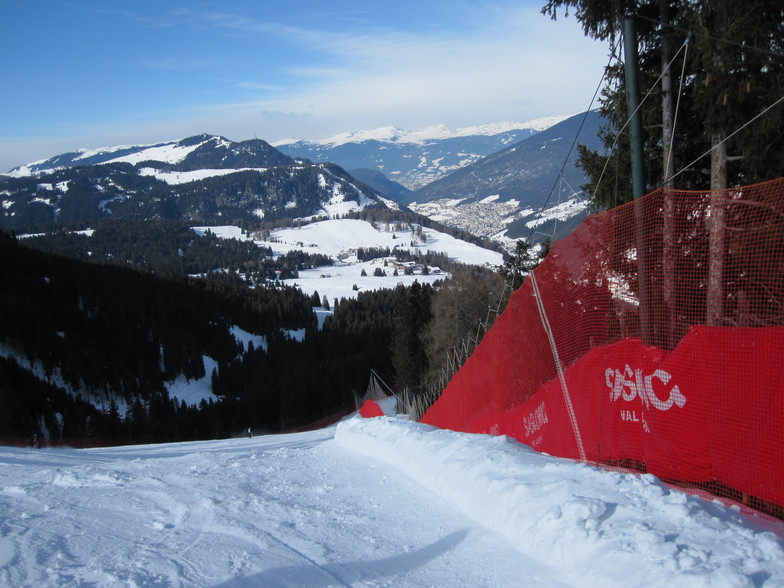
[103,142,202,166]
[165,356,219,407]
[138,167,266,185]
[313,308,332,330]
[191,225,247,241]
[282,260,443,302]
[267,218,496,262]
[285,328,306,342]
[525,198,589,228]
[230,325,267,352]
[190,220,502,301]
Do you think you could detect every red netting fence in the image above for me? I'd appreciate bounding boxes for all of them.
[421,178,784,517]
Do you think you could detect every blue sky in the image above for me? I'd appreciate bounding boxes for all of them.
[1,1,608,171]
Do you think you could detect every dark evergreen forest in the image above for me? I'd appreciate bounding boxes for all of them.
[0,231,403,446]
[20,219,333,281]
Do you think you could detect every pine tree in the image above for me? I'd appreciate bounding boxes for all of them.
[391,282,433,394]
[543,0,784,203]
[423,267,504,386]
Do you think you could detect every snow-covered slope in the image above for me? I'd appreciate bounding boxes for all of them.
[4,135,291,178]
[407,111,604,243]
[194,219,504,302]
[1,416,781,586]
[4,138,203,178]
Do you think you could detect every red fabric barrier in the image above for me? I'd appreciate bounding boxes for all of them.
[359,399,385,418]
[425,326,784,508]
[422,179,784,514]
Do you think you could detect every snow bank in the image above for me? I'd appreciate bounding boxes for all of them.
[335,416,784,588]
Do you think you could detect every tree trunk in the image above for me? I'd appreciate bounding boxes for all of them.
[707,133,727,326]
[660,0,677,347]
[705,1,728,328]
[660,1,675,186]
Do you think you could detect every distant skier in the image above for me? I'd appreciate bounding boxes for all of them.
[247,427,252,439]
[28,433,39,449]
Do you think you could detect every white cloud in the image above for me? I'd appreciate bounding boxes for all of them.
[241,14,602,133]
[0,4,607,172]
[168,6,605,137]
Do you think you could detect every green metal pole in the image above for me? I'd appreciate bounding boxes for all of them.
[624,15,645,200]
[624,14,652,344]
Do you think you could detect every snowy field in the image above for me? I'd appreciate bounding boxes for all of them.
[1,411,782,587]
[194,219,504,302]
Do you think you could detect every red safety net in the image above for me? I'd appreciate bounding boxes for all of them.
[422,178,784,516]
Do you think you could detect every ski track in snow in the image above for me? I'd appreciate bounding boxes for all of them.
[1,416,782,587]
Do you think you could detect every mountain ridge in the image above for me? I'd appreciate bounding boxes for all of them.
[273,117,573,191]
[273,115,571,148]
[5,134,294,177]
[2,112,603,248]
[0,135,388,230]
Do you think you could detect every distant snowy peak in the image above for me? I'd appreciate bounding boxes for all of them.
[6,134,292,177]
[274,115,573,148]
[316,126,408,146]
[6,137,209,177]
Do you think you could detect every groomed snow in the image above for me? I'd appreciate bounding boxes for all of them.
[1,415,781,586]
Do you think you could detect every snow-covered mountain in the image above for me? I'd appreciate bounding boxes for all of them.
[0,135,389,229]
[272,113,604,247]
[274,116,571,191]
[1,113,603,247]
[407,111,605,244]
[5,134,293,178]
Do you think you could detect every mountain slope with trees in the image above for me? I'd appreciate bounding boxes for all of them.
[0,135,386,231]
[1,225,509,446]
[407,111,605,242]
[0,232,411,444]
